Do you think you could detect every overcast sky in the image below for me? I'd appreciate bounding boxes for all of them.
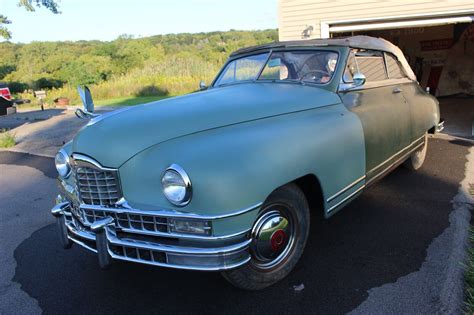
[1,0,278,43]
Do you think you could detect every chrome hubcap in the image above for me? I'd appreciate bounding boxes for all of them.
[251,206,295,270]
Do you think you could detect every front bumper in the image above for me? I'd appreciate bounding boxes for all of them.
[436,118,445,133]
[51,199,254,271]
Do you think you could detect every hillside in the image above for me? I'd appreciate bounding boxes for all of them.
[0,29,278,104]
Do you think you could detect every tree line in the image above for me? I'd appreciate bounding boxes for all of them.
[0,29,278,102]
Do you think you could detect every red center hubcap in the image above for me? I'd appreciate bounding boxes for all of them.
[271,229,287,251]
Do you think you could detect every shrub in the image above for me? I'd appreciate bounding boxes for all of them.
[8,81,28,94]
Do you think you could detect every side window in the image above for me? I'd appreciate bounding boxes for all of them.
[355,50,387,82]
[385,53,407,79]
[343,50,388,83]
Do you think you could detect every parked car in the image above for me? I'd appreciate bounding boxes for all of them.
[0,82,13,116]
[51,36,443,290]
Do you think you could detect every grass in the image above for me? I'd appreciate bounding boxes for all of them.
[0,129,15,148]
[94,95,170,107]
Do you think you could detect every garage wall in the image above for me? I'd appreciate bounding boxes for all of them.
[279,0,474,40]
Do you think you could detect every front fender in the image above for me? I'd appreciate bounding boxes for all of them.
[119,103,365,220]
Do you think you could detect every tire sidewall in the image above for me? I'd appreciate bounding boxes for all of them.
[222,183,310,290]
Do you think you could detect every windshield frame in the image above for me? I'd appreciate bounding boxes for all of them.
[212,51,272,88]
[211,48,341,88]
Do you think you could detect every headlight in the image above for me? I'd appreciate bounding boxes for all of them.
[55,149,71,178]
[161,164,192,206]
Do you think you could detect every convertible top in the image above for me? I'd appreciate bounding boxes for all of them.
[230,35,416,81]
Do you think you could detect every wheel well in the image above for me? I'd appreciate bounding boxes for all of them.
[293,174,325,218]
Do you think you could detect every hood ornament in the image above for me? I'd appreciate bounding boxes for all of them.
[75,86,99,119]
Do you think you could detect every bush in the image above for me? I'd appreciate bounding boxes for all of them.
[7,81,28,94]
[136,85,168,97]
[35,77,63,90]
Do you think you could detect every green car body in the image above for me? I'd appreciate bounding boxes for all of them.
[52,36,442,283]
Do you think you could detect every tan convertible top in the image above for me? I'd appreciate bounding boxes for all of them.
[230,35,416,81]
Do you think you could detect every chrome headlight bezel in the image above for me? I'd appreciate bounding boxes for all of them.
[161,164,192,207]
[55,149,71,178]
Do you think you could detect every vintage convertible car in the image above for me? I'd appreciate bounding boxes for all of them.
[52,36,443,290]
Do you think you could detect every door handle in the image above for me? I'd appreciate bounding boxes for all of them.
[392,88,402,93]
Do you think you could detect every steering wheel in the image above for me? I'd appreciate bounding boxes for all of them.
[299,70,330,83]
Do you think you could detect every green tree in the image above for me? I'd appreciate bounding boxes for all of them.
[1,0,60,40]
[0,15,12,39]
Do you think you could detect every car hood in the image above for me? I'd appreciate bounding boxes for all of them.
[72,83,340,167]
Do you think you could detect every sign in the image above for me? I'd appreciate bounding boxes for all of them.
[420,38,453,51]
[34,90,47,99]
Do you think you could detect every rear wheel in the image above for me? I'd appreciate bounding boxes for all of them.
[221,183,310,290]
[404,133,428,171]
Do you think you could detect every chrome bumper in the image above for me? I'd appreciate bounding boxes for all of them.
[51,201,252,271]
[436,118,445,133]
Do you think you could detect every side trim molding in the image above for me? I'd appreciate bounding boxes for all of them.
[327,184,365,213]
[326,175,366,203]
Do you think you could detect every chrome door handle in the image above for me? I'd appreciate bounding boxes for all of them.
[392,88,402,93]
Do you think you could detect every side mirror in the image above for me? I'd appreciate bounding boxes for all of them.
[77,86,95,113]
[76,86,98,119]
[353,73,366,87]
[199,81,207,91]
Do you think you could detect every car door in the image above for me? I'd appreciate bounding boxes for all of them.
[384,53,440,142]
[339,49,412,182]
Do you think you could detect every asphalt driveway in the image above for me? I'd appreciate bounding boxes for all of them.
[0,137,472,314]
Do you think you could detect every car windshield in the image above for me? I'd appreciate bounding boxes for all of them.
[214,50,338,87]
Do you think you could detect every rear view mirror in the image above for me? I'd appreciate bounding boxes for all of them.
[199,81,207,91]
[353,73,366,87]
[267,58,281,68]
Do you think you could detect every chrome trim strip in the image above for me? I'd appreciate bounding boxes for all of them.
[327,184,365,213]
[109,252,251,272]
[368,141,424,186]
[339,78,413,92]
[71,153,116,171]
[367,135,425,176]
[108,234,252,255]
[80,202,263,220]
[68,237,98,253]
[326,175,366,203]
[119,226,251,241]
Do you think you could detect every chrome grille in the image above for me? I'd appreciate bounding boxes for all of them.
[75,167,122,206]
[81,208,169,233]
[110,244,167,263]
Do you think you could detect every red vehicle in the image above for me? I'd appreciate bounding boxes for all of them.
[0,83,12,101]
[0,83,13,116]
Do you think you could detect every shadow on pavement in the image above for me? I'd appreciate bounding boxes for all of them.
[12,139,469,314]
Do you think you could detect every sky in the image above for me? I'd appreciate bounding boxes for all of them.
[0,0,278,43]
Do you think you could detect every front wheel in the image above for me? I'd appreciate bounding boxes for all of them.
[221,183,310,290]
